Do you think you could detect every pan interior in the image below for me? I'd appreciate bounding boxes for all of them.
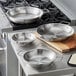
[8,7,43,19]
[24,49,56,65]
[37,23,74,41]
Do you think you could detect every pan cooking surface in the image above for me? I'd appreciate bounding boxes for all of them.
[6,6,43,23]
[12,32,37,46]
[37,23,74,41]
[24,49,56,68]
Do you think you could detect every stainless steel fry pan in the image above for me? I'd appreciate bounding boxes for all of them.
[6,6,43,24]
[24,49,56,69]
[37,23,74,41]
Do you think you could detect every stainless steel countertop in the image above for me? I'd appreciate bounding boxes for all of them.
[7,26,76,76]
[0,7,12,32]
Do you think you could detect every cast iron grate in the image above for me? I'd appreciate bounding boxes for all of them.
[0,0,71,30]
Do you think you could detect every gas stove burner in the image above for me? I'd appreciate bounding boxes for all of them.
[0,0,12,6]
[0,0,71,30]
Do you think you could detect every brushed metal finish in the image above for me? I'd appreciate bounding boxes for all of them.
[24,49,56,69]
[6,6,43,24]
[12,32,36,47]
[50,0,76,20]
[37,23,74,41]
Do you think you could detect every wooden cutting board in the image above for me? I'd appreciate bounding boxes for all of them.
[35,32,76,53]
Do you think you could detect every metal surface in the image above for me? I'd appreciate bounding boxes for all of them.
[24,48,56,69]
[37,23,74,41]
[50,0,76,20]
[61,74,74,76]
[0,0,72,32]
[0,39,6,76]
[0,39,6,51]
[6,6,43,24]
[7,26,76,76]
[12,32,36,46]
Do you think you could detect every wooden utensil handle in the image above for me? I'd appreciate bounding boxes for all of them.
[38,36,63,52]
[34,32,64,52]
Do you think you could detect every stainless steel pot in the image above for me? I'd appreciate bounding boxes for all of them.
[6,6,43,24]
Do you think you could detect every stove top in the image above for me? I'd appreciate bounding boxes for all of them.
[0,0,71,30]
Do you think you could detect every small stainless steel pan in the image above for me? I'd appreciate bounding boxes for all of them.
[6,6,43,24]
[12,32,36,46]
[24,49,56,69]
